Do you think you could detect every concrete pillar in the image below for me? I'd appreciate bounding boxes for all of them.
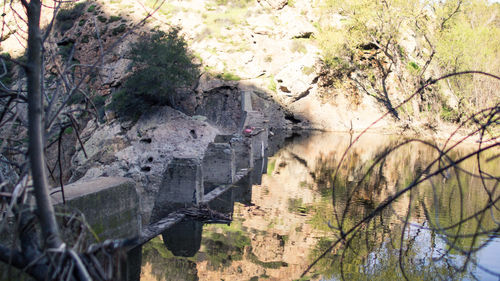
[214,134,253,171]
[243,110,269,160]
[241,91,253,112]
[202,142,235,193]
[50,177,141,242]
[154,158,203,217]
[232,137,253,171]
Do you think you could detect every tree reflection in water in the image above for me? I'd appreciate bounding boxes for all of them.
[304,110,499,280]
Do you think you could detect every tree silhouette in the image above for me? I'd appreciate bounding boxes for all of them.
[302,71,500,280]
[0,0,166,279]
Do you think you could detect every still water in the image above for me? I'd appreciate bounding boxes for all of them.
[136,132,500,281]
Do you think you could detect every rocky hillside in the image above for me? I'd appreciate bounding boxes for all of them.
[1,0,497,222]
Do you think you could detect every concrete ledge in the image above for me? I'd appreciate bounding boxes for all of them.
[51,177,140,241]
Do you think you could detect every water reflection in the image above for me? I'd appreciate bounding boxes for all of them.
[162,220,203,257]
[136,132,499,281]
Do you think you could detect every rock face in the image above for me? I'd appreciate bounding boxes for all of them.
[275,55,319,103]
[152,158,204,219]
[70,106,219,224]
[258,0,288,10]
[195,86,243,133]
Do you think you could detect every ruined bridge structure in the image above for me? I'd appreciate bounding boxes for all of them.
[49,91,271,246]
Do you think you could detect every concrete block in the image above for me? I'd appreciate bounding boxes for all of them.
[231,136,254,170]
[51,177,141,241]
[243,110,269,160]
[154,158,203,216]
[241,91,253,112]
[214,134,253,171]
[202,143,235,193]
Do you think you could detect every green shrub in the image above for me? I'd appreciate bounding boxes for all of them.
[109,16,122,23]
[68,91,85,105]
[56,2,86,33]
[217,72,241,81]
[111,24,126,35]
[92,94,107,123]
[58,42,74,60]
[81,34,90,43]
[290,39,307,54]
[87,4,96,12]
[97,15,107,22]
[109,28,199,120]
[440,104,461,123]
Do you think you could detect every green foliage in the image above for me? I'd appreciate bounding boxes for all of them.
[268,75,277,92]
[92,94,106,123]
[109,28,199,120]
[214,0,253,8]
[58,42,74,61]
[111,24,126,35]
[63,127,74,135]
[56,2,86,33]
[87,4,96,12]
[97,15,107,22]
[434,0,500,109]
[68,91,84,105]
[108,15,122,23]
[440,104,460,122]
[81,34,90,43]
[217,72,241,81]
[316,0,500,121]
[290,39,308,54]
[144,0,178,17]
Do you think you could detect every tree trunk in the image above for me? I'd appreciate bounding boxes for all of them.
[26,0,63,250]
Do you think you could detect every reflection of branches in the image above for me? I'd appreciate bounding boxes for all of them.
[302,71,500,280]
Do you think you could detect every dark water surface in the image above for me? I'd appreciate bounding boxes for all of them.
[135,132,500,281]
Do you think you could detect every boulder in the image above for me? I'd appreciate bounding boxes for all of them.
[279,10,316,39]
[275,55,319,102]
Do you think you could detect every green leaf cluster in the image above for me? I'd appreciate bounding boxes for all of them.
[109,27,199,120]
[56,2,86,33]
[316,0,500,121]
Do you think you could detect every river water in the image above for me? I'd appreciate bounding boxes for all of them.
[135,132,500,281]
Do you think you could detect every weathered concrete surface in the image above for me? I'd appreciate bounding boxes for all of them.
[202,143,235,193]
[214,134,254,171]
[244,110,269,160]
[241,91,253,112]
[153,158,203,219]
[51,177,140,241]
[231,136,254,171]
